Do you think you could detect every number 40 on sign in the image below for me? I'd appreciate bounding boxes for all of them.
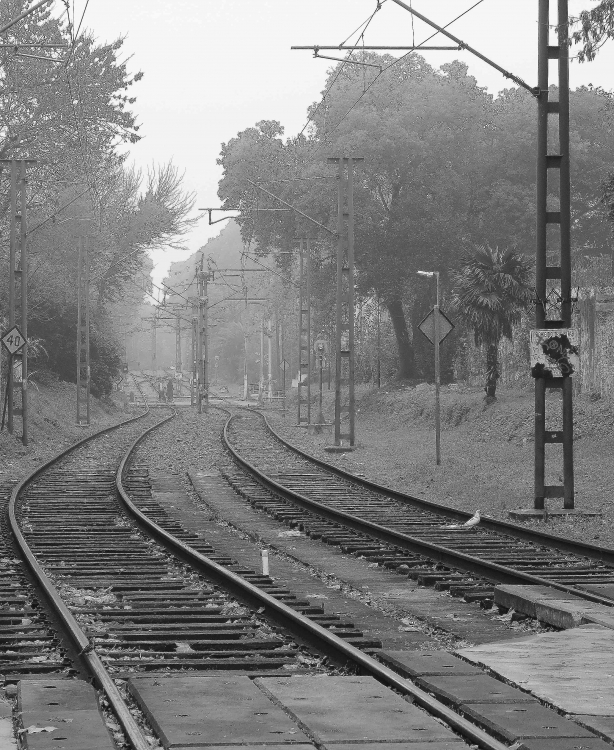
[1,326,27,356]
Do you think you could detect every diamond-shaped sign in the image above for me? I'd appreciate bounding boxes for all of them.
[418,307,454,345]
[1,326,27,355]
[280,359,290,372]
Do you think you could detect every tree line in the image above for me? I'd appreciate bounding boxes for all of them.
[0,1,195,396]
[216,53,614,396]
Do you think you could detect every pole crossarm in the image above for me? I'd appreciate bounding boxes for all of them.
[292,45,460,51]
[198,207,290,225]
[389,0,536,95]
[246,179,337,237]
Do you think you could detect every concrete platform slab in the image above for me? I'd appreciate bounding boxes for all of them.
[579,584,614,602]
[460,702,594,743]
[378,650,482,678]
[0,696,16,749]
[171,746,315,750]
[494,584,614,630]
[128,676,308,748]
[456,625,614,716]
[314,744,465,750]
[172,745,465,750]
[572,715,614,743]
[18,680,114,750]
[415,673,537,706]
[257,675,458,744]
[511,738,612,750]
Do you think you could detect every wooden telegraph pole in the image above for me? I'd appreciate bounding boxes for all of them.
[76,235,91,426]
[1,158,35,445]
[327,157,363,450]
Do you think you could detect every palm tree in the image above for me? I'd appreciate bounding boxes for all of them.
[451,245,533,402]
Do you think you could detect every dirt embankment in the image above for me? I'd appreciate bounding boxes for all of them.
[0,376,129,484]
[270,383,614,547]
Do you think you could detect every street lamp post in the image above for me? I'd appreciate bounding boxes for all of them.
[417,271,441,465]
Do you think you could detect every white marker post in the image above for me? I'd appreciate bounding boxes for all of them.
[261,549,269,576]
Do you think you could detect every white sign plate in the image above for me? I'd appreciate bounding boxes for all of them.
[418,308,454,345]
[530,329,580,378]
[1,326,27,355]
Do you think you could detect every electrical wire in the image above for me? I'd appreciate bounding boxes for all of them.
[240,251,300,288]
[125,277,193,326]
[74,0,90,42]
[297,0,386,138]
[306,0,487,161]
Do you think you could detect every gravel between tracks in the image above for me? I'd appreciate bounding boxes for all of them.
[134,407,552,649]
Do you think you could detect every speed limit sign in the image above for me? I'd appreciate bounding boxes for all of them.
[1,326,27,355]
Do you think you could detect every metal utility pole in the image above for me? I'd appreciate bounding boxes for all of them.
[342,3,574,511]
[328,156,363,448]
[376,296,382,389]
[258,315,265,406]
[534,0,574,510]
[191,300,197,407]
[242,326,249,401]
[196,259,209,413]
[175,315,182,373]
[151,309,158,375]
[76,235,90,426]
[1,158,35,445]
[267,317,273,400]
[297,239,312,425]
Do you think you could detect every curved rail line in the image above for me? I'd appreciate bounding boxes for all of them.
[5,398,505,750]
[222,408,614,609]
[116,410,508,750]
[9,402,155,750]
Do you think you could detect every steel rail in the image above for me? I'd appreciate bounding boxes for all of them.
[256,410,614,567]
[116,412,507,750]
[8,402,158,750]
[223,411,614,608]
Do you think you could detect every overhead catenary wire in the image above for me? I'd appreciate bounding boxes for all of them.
[306,0,489,162]
[297,0,386,138]
[125,277,193,326]
[74,0,91,43]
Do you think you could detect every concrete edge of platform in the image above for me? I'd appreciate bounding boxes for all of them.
[494,584,614,630]
[508,508,602,520]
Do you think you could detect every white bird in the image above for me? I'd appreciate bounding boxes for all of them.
[442,510,481,530]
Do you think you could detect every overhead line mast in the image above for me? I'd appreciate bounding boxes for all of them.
[296,1,576,511]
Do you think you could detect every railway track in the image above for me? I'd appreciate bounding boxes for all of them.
[3,401,513,750]
[222,408,614,609]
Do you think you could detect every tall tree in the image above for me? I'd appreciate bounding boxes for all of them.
[217,55,614,381]
[451,245,533,402]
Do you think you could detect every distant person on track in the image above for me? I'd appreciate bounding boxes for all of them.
[167,378,174,403]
